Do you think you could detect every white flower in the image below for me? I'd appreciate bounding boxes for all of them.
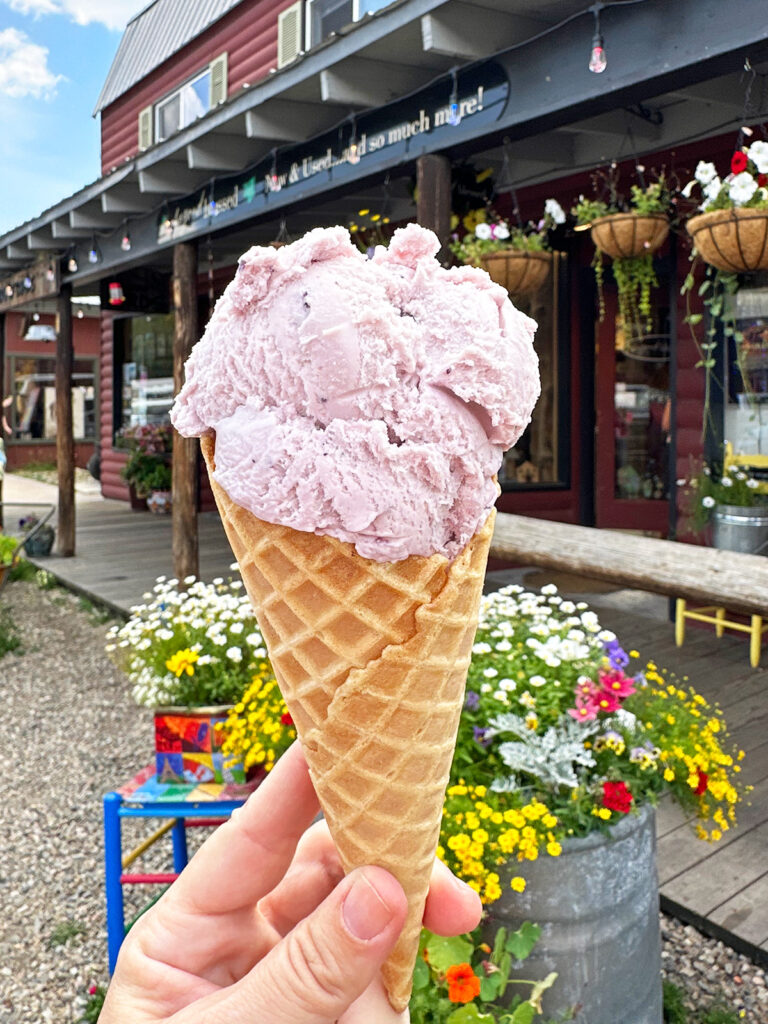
[702,495,716,508]
[481,683,493,693]
[483,667,499,678]
[721,476,733,487]
[493,223,510,240]
[728,171,758,205]
[519,691,536,709]
[748,139,768,173]
[681,179,696,198]
[226,646,242,662]
[230,622,244,634]
[702,175,723,206]
[499,678,516,692]
[473,641,492,655]
[495,639,512,652]
[245,633,262,645]
[747,478,760,489]
[493,690,509,703]
[544,198,566,224]
[695,161,718,185]
[529,674,547,687]
[676,478,687,487]
[212,633,227,646]
[541,584,558,595]
[475,222,492,240]
[184,574,196,584]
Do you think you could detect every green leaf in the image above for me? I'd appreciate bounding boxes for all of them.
[681,272,694,293]
[698,279,711,296]
[509,1003,536,1024]
[426,933,475,973]
[447,1004,496,1024]
[506,922,541,961]
[685,312,703,325]
[412,955,431,991]
[480,974,500,1001]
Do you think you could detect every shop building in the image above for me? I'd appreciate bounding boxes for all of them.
[0,0,766,566]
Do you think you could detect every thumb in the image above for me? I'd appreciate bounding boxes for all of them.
[220,866,408,1024]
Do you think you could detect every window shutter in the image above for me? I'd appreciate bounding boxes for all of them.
[209,52,228,107]
[138,105,153,151]
[277,1,304,69]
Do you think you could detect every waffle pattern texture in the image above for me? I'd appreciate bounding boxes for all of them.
[201,435,494,1010]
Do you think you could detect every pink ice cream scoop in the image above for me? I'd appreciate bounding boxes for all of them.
[171,223,539,562]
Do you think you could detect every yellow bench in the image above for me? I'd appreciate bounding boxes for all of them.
[675,444,768,667]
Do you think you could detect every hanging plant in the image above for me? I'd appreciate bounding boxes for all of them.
[572,174,673,335]
[681,143,768,439]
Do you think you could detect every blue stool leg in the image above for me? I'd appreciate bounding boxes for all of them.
[171,817,189,873]
[103,792,125,974]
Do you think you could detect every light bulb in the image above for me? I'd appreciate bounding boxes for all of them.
[121,232,131,251]
[448,100,460,126]
[589,37,606,73]
[88,246,99,264]
[67,256,78,273]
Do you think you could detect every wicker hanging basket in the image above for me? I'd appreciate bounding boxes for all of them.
[479,250,552,295]
[686,208,768,273]
[589,213,669,260]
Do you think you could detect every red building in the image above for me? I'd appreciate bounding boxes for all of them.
[0,0,765,543]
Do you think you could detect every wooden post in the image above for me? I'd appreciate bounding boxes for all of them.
[56,282,75,556]
[416,154,452,262]
[0,311,5,517]
[172,241,199,581]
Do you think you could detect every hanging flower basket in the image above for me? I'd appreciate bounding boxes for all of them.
[479,249,552,295]
[590,213,669,259]
[686,207,768,273]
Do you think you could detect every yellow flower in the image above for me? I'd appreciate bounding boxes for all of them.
[664,768,675,782]
[472,829,489,844]
[546,841,562,857]
[510,876,526,893]
[165,648,199,677]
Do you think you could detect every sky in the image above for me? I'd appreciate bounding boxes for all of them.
[0,0,147,235]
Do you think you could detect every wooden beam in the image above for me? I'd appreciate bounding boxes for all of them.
[186,135,256,171]
[416,154,451,262]
[320,57,425,107]
[491,513,768,618]
[421,5,546,60]
[172,241,199,582]
[56,282,75,557]
[245,100,338,141]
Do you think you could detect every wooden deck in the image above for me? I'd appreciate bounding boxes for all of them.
[5,474,768,964]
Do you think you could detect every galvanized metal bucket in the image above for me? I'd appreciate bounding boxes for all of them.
[485,804,662,1024]
[713,504,768,556]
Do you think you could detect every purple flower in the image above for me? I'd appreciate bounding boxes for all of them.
[603,638,629,669]
[473,725,492,748]
[464,690,480,711]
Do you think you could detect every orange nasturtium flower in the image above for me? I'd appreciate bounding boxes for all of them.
[166,648,199,677]
[445,963,481,1004]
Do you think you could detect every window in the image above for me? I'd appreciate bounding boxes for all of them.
[115,314,175,437]
[9,356,97,442]
[725,287,768,452]
[155,68,211,143]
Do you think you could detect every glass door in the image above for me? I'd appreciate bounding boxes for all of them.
[594,283,671,533]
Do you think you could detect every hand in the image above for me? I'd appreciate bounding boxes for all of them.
[100,742,482,1023]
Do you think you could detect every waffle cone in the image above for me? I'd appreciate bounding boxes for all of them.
[201,435,493,1011]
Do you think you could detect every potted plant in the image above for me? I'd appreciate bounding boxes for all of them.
[684,144,768,273]
[572,174,672,333]
[679,453,768,553]
[19,513,55,556]
[449,199,566,297]
[106,574,269,784]
[144,461,173,514]
[116,423,173,510]
[435,583,747,1022]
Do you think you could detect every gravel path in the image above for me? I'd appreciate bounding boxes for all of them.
[0,578,766,1022]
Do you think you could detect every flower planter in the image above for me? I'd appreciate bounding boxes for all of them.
[687,208,768,273]
[128,484,148,512]
[147,489,172,514]
[713,503,768,555]
[23,525,55,557]
[485,804,662,1024]
[153,706,245,785]
[590,213,669,259]
[479,250,552,296]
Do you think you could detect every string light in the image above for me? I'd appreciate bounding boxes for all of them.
[67,253,78,273]
[348,117,360,164]
[121,230,132,251]
[22,275,32,290]
[88,238,101,264]
[4,283,13,298]
[589,2,607,73]
[448,70,460,126]
[45,263,56,282]
[269,150,281,192]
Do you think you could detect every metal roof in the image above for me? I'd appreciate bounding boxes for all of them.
[93,0,246,114]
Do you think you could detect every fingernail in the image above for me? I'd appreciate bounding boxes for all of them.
[342,870,395,940]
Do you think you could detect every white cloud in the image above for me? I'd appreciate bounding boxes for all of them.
[5,0,146,31]
[0,27,63,98]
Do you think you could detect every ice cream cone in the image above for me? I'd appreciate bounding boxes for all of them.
[201,434,494,1011]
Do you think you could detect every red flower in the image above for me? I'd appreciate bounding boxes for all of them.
[88,985,98,995]
[731,150,749,174]
[446,963,481,1003]
[694,770,709,796]
[280,712,294,726]
[602,780,633,814]
[759,173,768,187]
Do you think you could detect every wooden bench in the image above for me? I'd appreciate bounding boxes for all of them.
[490,512,768,666]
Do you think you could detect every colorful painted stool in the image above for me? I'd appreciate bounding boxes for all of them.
[103,766,256,972]
[675,599,768,668]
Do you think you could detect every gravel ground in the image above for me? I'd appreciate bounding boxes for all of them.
[0,578,766,1022]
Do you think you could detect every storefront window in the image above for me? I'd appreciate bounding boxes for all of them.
[115,314,175,437]
[499,253,567,489]
[725,287,768,452]
[612,313,670,501]
[9,355,96,441]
